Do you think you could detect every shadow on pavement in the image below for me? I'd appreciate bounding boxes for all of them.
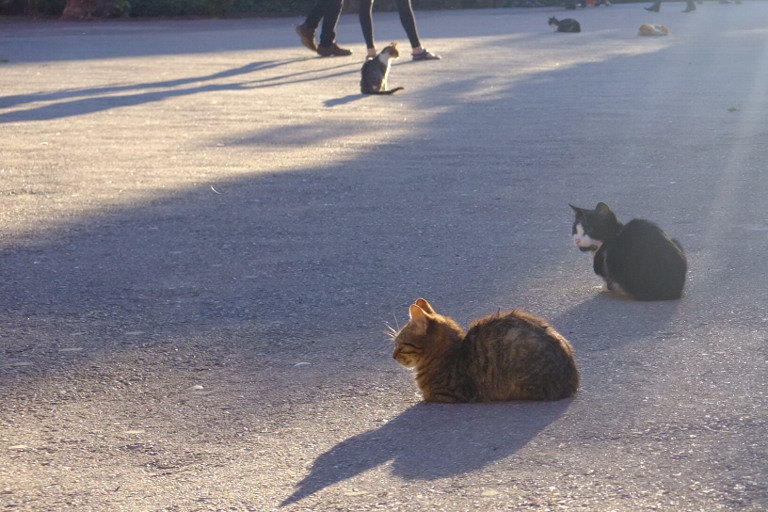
[552,292,682,349]
[0,44,703,386]
[281,399,573,505]
[0,59,361,123]
[0,60,298,111]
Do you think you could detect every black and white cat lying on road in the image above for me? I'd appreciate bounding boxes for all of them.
[549,17,581,33]
[570,202,687,301]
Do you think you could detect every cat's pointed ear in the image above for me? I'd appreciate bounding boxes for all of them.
[595,202,612,215]
[391,41,398,49]
[408,304,431,335]
[595,202,619,223]
[570,204,585,220]
[415,298,436,315]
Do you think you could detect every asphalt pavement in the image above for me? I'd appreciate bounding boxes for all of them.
[1,3,767,510]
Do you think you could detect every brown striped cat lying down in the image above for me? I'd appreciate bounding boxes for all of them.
[391,298,580,403]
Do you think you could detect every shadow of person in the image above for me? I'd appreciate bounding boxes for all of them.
[0,60,304,122]
[281,399,573,506]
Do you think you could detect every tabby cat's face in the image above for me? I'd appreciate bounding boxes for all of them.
[392,325,424,368]
[392,299,462,369]
[570,203,621,252]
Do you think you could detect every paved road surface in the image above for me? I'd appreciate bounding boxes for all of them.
[1,3,767,511]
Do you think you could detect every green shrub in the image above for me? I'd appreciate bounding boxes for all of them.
[129,0,207,16]
[0,0,66,15]
[228,0,309,14]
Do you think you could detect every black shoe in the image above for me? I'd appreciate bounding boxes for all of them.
[412,49,441,61]
[296,24,317,52]
[317,43,352,57]
[645,5,659,11]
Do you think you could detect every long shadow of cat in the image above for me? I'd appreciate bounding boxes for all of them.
[552,292,682,350]
[324,94,366,107]
[280,399,572,506]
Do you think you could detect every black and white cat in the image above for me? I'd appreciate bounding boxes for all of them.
[548,17,581,33]
[360,42,404,95]
[570,203,687,301]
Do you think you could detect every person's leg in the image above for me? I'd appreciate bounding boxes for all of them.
[296,0,323,52]
[318,0,342,47]
[682,0,696,11]
[394,0,421,49]
[314,0,351,56]
[645,0,661,11]
[304,0,324,30]
[358,0,377,57]
[394,0,440,60]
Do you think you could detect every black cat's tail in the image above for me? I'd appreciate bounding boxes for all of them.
[362,86,404,95]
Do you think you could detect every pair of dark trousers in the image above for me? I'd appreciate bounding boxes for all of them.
[305,0,343,47]
[359,0,421,50]
[648,0,695,9]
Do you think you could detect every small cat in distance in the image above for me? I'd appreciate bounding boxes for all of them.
[391,298,580,403]
[638,24,670,36]
[549,17,581,33]
[570,202,687,301]
[360,42,404,95]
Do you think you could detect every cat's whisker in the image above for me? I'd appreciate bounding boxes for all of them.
[384,322,399,341]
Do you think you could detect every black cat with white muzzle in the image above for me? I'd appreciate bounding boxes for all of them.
[548,17,581,33]
[570,202,687,301]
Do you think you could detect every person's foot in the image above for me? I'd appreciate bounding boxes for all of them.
[317,43,352,57]
[296,24,317,52]
[412,49,441,61]
[682,6,695,11]
[645,5,659,11]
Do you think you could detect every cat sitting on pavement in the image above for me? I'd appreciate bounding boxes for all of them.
[360,42,404,95]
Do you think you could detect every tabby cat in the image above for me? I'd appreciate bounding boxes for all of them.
[548,17,581,33]
[570,202,687,301]
[360,42,404,95]
[391,298,580,403]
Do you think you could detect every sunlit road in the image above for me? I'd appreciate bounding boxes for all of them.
[1,4,767,510]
